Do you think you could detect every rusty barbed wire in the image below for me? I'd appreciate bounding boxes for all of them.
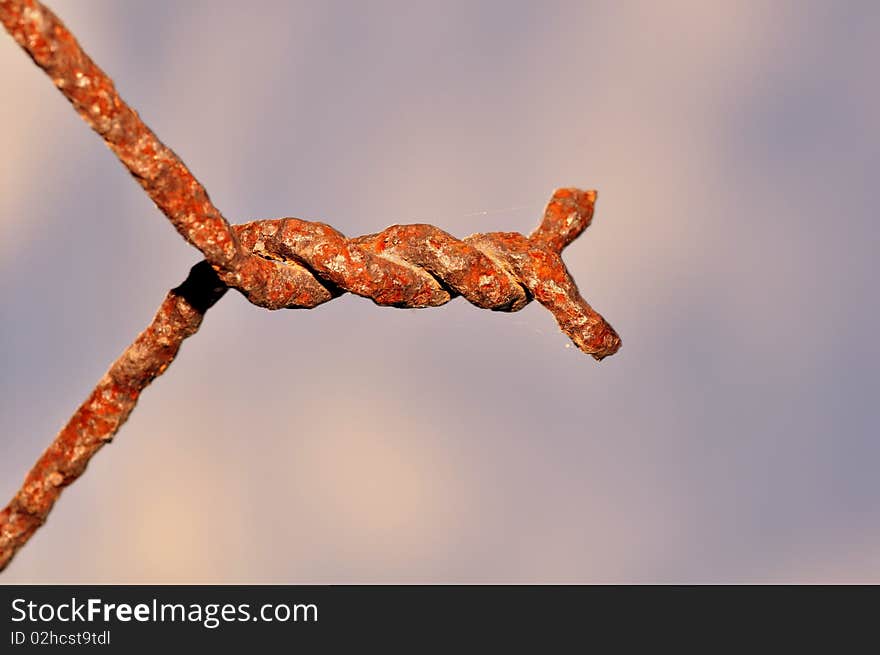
[0,0,621,572]
[232,188,621,357]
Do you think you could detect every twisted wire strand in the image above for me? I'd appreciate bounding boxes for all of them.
[234,188,620,359]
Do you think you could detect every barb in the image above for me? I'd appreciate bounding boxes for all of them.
[235,188,621,358]
[0,263,227,571]
[0,0,622,572]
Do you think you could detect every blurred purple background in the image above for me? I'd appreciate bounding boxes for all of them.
[2,0,878,582]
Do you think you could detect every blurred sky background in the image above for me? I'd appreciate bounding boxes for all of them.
[1,0,878,582]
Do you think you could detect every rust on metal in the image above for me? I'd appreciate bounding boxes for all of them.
[0,0,241,270]
[0,0,300,310]
[0,263,227,570]
[0,0,622,572]
[234,187,620,358]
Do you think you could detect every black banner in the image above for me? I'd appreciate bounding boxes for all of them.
[0,585,873,648]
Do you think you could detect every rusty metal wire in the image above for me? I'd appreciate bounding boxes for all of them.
[0,0,621,572]
[0,263,227,571]
[0,0,304,308]
[232,189,621,356]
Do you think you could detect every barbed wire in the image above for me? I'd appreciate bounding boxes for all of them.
[0,0,621,572]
